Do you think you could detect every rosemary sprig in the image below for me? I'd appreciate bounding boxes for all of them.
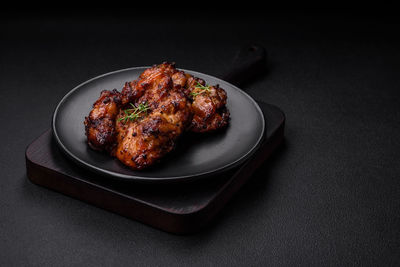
[190,82,211,97]
[118,102,150,123]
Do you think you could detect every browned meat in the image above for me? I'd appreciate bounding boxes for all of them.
[84,62,230,170]
[114,64,192,169]
[186,81,230,133]
[84,89,121,152]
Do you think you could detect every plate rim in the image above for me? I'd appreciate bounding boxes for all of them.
[52,66,265,182]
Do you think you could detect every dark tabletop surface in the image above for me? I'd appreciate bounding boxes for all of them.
[1,10,399,266]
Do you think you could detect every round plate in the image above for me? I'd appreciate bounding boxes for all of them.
[52,67,265,183]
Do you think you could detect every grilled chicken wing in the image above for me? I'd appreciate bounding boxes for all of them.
[171,70,230,132]
[84,89,121,152]
[114,64,191,169]
[187,81,230,132]
[84,62,230,170]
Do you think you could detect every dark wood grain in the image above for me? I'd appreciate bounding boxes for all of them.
[26,102,285,234]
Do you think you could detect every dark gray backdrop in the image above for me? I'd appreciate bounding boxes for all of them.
[1,10,399,266]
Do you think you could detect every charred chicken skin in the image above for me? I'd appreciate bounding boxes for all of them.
[187,80,229,132]
[84,62,230,170]
[114,64,192,169]
[84,89,121,152]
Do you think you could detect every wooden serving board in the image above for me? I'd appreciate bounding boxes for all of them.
[25,102,285,234]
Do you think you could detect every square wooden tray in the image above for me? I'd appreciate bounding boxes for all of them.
[26,102,285,234]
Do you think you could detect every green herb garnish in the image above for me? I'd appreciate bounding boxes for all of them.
[190,82,211,97]
[118,102,150,123]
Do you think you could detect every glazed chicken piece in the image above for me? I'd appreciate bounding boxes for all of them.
[84,62,230,170]
[114,64,192,169]
[171,70,230,132]
[120,62,176,106]
[183,76,230,132]
[84,89,121,152]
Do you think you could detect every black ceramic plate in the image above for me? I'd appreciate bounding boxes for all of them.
[52,67,265,183]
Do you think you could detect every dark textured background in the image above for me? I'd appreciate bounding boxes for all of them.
[1,10,399,266]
